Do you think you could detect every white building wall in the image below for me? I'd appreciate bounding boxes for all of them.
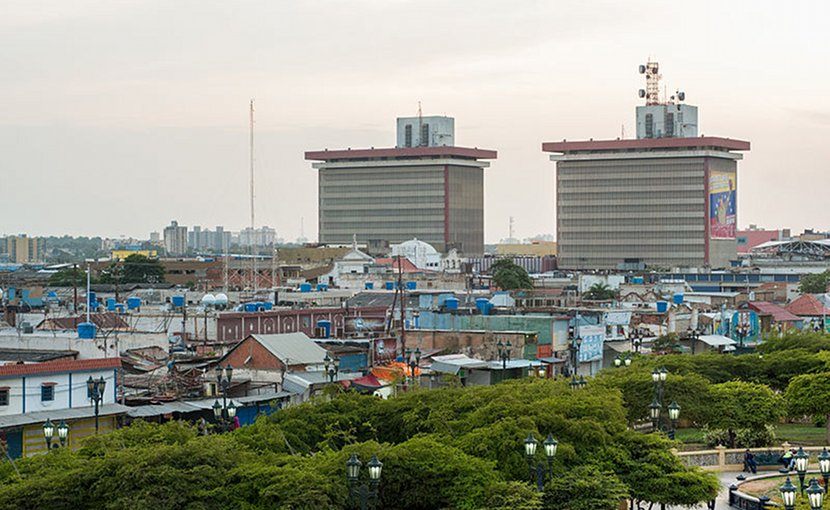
[0,367,117,417]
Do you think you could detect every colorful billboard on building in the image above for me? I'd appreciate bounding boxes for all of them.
[709,171,737,239]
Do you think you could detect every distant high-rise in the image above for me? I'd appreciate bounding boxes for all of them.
[163,220,188,256]
[307,115,496,254]
[4,235,42,263]
[545,61,750,270]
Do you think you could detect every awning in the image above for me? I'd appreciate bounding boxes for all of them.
[537,357,566,364]
[0,403,131,429]
[429,355,488,375]
[604,341,631,354]
[698,335,737,347]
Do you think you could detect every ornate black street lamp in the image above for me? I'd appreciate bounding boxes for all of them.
[524,433,558,492]
[568,334,582,378]
[613,355,631,368]
[87,376,106,433]
[42,419,69,451]
[668,401,681,440]
[735,323,750,349]
[406,347,421,382]
[629,329,643,353]
[324,352,340,383]
[497,340,512,370]
[819,448,830,490]
[346,453,383,510]
[807,478,825,510]
[780,477,797,510]
[213,365,237,431]
[686,327,700,355]
[795,447,810,494]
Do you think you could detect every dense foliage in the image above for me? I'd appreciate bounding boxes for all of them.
[98,254,166,284]
[491,259,533,290]
[0,380,718,509]
[799,270,830,294]
[582,283,617,301]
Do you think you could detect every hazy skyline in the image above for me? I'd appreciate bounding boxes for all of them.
[2,0,828,242]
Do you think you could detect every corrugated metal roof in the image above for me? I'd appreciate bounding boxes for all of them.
[249,333,329,366]
[0,403,130,428]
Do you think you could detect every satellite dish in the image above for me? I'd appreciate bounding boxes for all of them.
[678,91,686,101]
[639,65,646,74]
[638,89,646,98]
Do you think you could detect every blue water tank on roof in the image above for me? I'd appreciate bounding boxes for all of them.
[299,283,312,293]
[656,301,668,313]
[673,293,684,305]
[317,320,332,338]
[365,282,374,290]
[385,282,395,291]
[445,297,459,310]
[127,297,141,310]
[243,302,257,313]
[316,284,328,292]
[77,322,97,339]
[172,295,185,308]
[406,282,417,290]
[106,298,116,311]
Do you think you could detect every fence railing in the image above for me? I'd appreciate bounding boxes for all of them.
[676,442,829,471]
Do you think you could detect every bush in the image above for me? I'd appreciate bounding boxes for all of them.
[702,424,776,448]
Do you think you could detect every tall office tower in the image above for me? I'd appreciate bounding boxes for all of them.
[307,115,496,254]
[544,61,750,270]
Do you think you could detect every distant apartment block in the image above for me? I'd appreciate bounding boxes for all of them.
[737,226,791,254]
[163,220,188,256]
[307,115,496,255]
[4,235,43,263]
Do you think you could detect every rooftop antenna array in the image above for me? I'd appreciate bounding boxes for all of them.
[638,61,686,105]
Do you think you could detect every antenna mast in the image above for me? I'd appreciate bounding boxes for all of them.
[638,61,661,105]
[508,216,514,241]
[249,99,257,295]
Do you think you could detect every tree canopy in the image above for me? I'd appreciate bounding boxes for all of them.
[799,270,830,294]
[99,254,165,284]
[582,283,617,301]
[0,379,718,509]
[491,259,533,290]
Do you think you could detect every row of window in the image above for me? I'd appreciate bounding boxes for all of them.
[0,382,105,406]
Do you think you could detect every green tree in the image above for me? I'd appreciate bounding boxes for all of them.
[799,270,830,294]
[704,381,783,448]
[491,259,533,290]
[582,283,617,301]
[99,254,165,284]
[48,267,96,287]
[785,372,830,444]
[543,465,628,510]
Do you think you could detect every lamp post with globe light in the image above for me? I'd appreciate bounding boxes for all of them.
[524,433,558,493]
[346,453,383,510]
[42,419,69,451]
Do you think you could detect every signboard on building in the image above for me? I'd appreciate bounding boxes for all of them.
[709,171,737,239]
[577,325,604,363]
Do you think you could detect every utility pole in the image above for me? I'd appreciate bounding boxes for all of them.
[249,99,257,296]
[397,255,406,356]
[72,263,78,327]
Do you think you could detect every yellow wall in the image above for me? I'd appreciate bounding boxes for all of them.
[495,241,557,257]
[111,250,158,261]
[23,415,116,456]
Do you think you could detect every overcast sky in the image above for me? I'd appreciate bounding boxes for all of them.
[1,0,828,242]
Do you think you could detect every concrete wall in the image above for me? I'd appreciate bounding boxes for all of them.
[406,330,533,360]
[0,367,116,417]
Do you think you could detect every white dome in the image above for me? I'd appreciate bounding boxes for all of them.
[396,238,438,255]
[201,294,216,305]
[214,293,229,305]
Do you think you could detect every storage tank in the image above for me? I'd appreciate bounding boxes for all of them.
[317,320,332,339]
[200,294,216,307]
[406,281,417,290]
[299,283,312,293]
[365,282,374,290]
[243,302,257,313]
[316,284,329,292]
[672,293,684,305]
[77,322,97,339]
[106,298,116,311]
[445,297,459,310]
[475,298,490,314]
[385,282,395,291]
[214,293,229,307]
[172,295,185,308]
[656,301,669,313]
[127,297,141,310]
